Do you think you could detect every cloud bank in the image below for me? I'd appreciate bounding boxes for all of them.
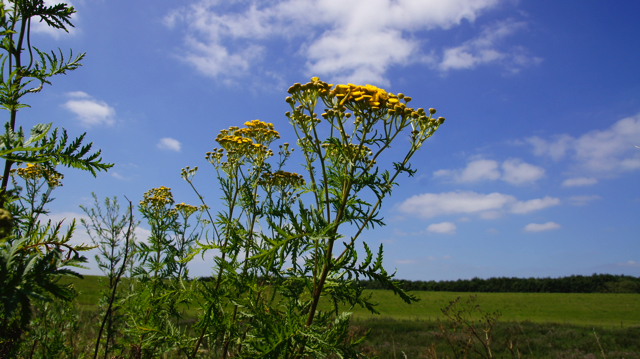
[524,222,561,232]
[434,158,545,185]
[397,191,560,219]
[427,222,457,234]
[165,0,538,85]
[528,113,640,177]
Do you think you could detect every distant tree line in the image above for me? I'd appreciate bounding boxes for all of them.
[357,274,640,293]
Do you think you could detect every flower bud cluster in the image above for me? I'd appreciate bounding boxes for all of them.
[407,107,446,148]
[174,202,199,219]
[287,77,333,99]
[140,186,174,210]
[16,163,64,188]
[205,148,225,167]
[181,166,198,182]
[214,120,278,171]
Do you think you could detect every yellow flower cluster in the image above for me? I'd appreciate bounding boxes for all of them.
[258,170,305,189]
[236,119,280,146]
[16,163,64,187]
[140,186,174,210]
[286,77,415,117]
[213,121,278,169]
[174,202,198,218]
[330,83,397,111]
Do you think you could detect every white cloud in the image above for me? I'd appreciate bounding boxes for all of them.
[398,191,514,218]
[182,36,263,78]
[397,191,559,218]
[562,177,598,187]
[568,195,601,206]
[501,159,545,185]
[479,210,501,219]
[528,113,640,176]
[510,196,560,214]
[524,222,561,232]
[619,260,640,268]
[63,92,115,127]
[157,138,182,152]
[66,91,91,99]
[433,159,499,182]
[111,172,126,180]
[135,227,152,243]
[165,0,535,85]
[427,222,456,234]
[434,158,543,185]
[439,20,542,72]
[459,159,501,182]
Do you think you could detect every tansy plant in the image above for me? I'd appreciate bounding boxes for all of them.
[175,77,445,358]
[0,1,111,356]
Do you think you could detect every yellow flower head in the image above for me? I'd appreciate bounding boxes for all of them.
[16,163,41,181]
[214,121,279,169]
[329,83,394,111]
[175,202,198,219]
[140,186,174,210]
[16,163,64,187]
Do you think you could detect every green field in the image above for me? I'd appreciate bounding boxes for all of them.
[346,290,640,327]
[65,275,640,327]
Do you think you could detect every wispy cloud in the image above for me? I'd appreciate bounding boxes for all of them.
[562,177,598,187]
[434,159,500,182]
[528,113,640,177]
[427,222,457,234]
[165,0,535,85]
[524,222,561,232]
[510,196,560,214]
[397,191,560,219]
[157,138,182,152]
[439,20,542,72]
[567,195,601,206]
[434,158,544,185]
[501,159,545,185]
[62,92,115,127]
[618,260,640,268]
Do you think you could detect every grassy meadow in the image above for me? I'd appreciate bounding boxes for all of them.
[50,275,640,357]
[64,275,640,327]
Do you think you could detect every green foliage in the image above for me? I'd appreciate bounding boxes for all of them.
[2,3,446,357]
[81,193,138,358]
[172,78,446,358]
[0,1,111,356]
[436,295,502,359]
[17,294,82,358]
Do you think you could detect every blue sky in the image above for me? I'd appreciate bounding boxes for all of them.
[19,0,640,280]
